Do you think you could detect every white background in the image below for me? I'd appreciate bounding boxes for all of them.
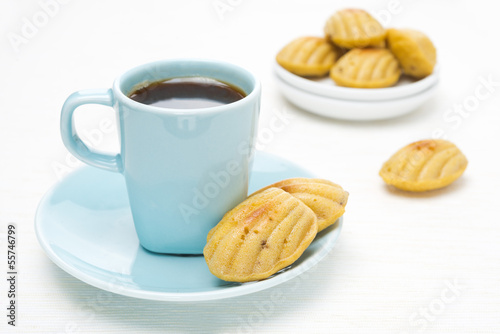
[1,0,500,333]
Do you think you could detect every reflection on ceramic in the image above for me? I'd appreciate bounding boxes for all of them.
[275,76,438,121]
[274,61,439,101]
[35,151,343,301]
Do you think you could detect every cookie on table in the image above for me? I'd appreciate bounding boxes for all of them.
[251,178,348,232]
[379,139,468,192]
[276,36,340,77]
[204,188,318,282]
[324,9,386,49]
[386,28,436,79]
[330,48,401,88]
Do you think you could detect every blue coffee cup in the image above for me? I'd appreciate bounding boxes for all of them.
[60,59,261,254]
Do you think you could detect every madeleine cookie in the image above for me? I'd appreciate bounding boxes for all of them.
[251,178,348,232]
[276,36,339,77]
[387,28,436,79]
[324,9,386,49]
[330,48,401,88]
[379,139,468,192]
[204,188,318,282]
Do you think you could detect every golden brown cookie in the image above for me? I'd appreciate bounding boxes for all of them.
[204,188,318,282]
[276,36,339,77]
[324,9,386,49]
[386,28,436,79]
[379,139,468,192]
[330,48,401,88]
[251,178,348,232]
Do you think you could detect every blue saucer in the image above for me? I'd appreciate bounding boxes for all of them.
[35,151,343,301]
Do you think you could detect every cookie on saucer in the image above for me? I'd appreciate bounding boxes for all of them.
[204,188,318,282]
[251,178,348,232]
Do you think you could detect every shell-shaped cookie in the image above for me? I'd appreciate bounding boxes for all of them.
[324,9,386,49]
[251,178,348,232]
[276,36,339,77]
[387,28,436,79]
[330,48,401,88]
[379,139,468,192]
[204,188,318,282]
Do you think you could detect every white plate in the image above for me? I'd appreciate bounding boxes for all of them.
[275,76,438,121]
[274,61,439,101]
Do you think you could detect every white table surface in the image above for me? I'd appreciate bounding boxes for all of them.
[1,0,500,333]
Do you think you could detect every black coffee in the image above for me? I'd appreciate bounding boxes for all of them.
[128,77,246,109]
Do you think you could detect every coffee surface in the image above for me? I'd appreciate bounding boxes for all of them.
[128,77,246,109]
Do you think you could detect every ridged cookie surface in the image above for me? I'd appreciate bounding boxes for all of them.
[276,36,339,77]
[330,48,401,88]
[379,139,468,192]
[324,9,386,48]
[387,28,436,79]
[204,188,318,282]
[251,178,348,232]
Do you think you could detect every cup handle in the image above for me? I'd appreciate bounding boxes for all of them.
[60,88,123,173]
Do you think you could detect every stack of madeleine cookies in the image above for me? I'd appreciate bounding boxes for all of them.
[276,8,437,88]
[204,178,348,282]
